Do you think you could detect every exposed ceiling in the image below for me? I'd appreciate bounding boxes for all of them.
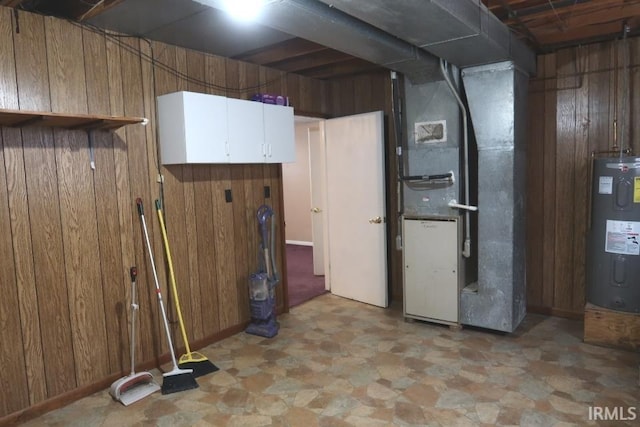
[2,0,640,79]
[481,0,640,51]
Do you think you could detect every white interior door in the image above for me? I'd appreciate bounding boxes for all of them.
[308,126,326,276]
[325,111,387,307]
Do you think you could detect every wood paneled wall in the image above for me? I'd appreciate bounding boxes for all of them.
[0,7,330,420]
[527,38,640,318]
[3,5,634,422]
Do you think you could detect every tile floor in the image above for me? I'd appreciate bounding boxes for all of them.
[23,294,639,426]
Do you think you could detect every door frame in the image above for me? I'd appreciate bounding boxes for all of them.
[286,113,387,304]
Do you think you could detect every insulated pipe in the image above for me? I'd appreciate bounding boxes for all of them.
[390,71,405,216]
[448,200,478,212]
[440,59,472,258]
[619,24,631,160]
[402,172,454,182]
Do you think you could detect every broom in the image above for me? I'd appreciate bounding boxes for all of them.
[137,198,198,394]
[155,199,219,378]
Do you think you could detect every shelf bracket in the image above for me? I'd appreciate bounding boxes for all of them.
[87,130,96,170]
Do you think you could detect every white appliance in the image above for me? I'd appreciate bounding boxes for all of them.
[403,216,460,325]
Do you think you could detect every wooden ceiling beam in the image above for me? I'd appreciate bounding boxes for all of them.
[0,0,26,6]
[532,3,640,31]
[508,0,594,19]
[536,19,626,45]
[482,0,548,17]
[507,0,628,25]
[495,0,542,50]
[522,2,640,30]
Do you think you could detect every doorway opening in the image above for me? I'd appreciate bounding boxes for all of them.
[282,117,327,308]
[282,112,388,309]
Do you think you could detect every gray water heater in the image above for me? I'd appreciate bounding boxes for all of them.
[587,156,640,313]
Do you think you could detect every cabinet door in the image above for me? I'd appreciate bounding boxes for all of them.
[403,218,458,323]
[227,98,265,163]
[183,92,228,163]
[157,91,228,164]
[264,104,295,163]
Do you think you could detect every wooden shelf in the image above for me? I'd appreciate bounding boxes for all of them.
[0,108,146,130]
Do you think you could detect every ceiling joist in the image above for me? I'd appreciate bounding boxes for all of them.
[482,0,640,51]
[2,0,639,78]
[0,0,25,6]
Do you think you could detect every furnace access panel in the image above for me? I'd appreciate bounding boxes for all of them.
[403,217,460,325]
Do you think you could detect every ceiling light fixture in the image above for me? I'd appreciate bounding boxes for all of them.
[222,0,266,22]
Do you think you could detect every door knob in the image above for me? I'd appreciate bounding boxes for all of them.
[369,216,383,224]
[311,207,322,213]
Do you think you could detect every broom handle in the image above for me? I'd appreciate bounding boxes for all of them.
[155,200,192,355]
[136,198,180,369]
[129,266,138,376]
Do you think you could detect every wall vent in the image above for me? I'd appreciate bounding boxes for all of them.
[415,120,447,144]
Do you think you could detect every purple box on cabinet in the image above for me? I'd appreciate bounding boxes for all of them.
[251,93,289,106]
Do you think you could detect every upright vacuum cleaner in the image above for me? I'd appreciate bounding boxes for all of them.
[246,204,280,338]
[109,266,160,405]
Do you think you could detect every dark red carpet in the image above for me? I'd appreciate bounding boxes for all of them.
[286,244,326,307]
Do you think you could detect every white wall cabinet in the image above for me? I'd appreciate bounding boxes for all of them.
[264,103,295,163]
[157,91,295,165]
[227,97,265,163]
[157,92,228,164]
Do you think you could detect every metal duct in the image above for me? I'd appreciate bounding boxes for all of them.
[315,0,535,75]
[199,0,535,82]
[402,76,461,218]
[197,0,441,83]
[460,61,528,333]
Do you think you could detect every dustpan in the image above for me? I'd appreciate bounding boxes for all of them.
[109,267,160,405]
[110,372,159,406]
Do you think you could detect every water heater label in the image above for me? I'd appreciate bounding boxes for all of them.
[598,176,613,194]
[605,220,640,256]
[635,177,640,203]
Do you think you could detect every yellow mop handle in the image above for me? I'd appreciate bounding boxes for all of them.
[155,200,192,355]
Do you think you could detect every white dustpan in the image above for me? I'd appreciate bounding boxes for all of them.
[110,267,160,405]
[110,372,160,406]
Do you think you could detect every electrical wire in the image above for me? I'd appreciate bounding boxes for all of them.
[15,1,285,94]
[547,0,565,31]
[70,20,284,94]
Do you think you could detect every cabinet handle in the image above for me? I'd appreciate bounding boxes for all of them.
[225,141,230,156]
[262,143,266,157]
[268,144,272,157]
